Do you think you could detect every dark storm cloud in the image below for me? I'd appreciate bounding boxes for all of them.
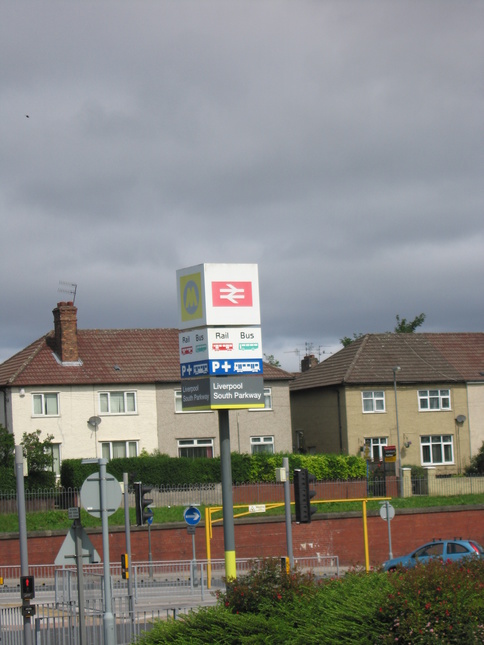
[0,1,483,372]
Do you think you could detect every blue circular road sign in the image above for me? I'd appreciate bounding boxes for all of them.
[184,506,201,526]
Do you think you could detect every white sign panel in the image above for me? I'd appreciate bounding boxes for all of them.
[179,327,263,363]
[177,264,261,329]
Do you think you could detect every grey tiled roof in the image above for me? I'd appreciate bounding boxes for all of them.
[290,333,484,391]
[0,328,293,387]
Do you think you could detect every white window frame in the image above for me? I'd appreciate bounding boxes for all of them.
[99,391,137,415]
[49,443,61,476]
[420,435,454,465]
[101,440,138,461]
[177,438,214,458]
[418,389,451,411]
[249,387,272,411]
[32,392,59,417]
[174,390,213,413]
[364,437,388,461]
[362,391,385,413]
[250,436,274,454]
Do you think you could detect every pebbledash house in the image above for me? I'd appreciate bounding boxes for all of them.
[0,302,294,475]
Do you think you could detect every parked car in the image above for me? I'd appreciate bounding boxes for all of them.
[383,539,484,572]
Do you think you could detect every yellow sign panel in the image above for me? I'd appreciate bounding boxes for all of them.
[179,271,203,324]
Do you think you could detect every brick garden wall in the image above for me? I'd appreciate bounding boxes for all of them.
[1,506,483,568]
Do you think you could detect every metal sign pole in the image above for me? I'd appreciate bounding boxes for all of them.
[282,457,294,568]
[219,409,237,580]
[15,445,32,645]
[99,459,115,645]
[123,473,135,632]
[74,516,87,645]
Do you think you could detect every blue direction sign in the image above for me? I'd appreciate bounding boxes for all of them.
[181,358,263,378]
[184,506,201,526]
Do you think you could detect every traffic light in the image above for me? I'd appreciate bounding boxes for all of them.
[121,553,129,579]
[294,468,316,523]
[134,482,153,526]
[20,575,35,600]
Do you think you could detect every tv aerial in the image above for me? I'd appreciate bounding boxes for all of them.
[58,281,77,304]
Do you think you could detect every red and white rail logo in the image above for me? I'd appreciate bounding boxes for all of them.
[212,282,253,307]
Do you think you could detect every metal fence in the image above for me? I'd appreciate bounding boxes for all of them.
[0,556,340,645]
[1,476,483,516]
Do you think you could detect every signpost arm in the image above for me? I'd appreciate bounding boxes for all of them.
[219,409,237,580]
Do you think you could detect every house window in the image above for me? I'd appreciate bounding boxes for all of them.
[421,435,454,465]
[101,441,138,460]
[364,437,388,461]
[32,393,59,416]
[249,387,272,411]
[174,390,212,413]
[178,439,214,458]
[362,391,385,413]
[251,436,274,454]
[418,389,451,411]
[99,391,137,414]
[49,443,61,476]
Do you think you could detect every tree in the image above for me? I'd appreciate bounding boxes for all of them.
[21,430,56,489]
[0,424,15,470]
[264,354,281,367]
[340,313,426,347]
[340,333,364,348]
[394,313,426,333]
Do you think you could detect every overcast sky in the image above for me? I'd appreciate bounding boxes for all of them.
[1,1,483,373]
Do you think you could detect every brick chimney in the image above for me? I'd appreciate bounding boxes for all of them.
[53,301,79,363]
[301,354,318,372]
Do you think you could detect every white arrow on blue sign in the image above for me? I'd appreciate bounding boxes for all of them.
[184,506,201,526]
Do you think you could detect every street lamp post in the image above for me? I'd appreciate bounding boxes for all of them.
[393,366,402,495]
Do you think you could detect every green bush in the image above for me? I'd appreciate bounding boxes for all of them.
[216,557,322,614]
[466,441,484,475]
[136,559,484,644]
[377,558,484,643]
[61,452,367,488]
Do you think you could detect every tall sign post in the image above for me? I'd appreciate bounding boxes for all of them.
[177,263,263,580]
[15,445,33,645]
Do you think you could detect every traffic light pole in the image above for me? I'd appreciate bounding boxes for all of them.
[123,473,135,633]
[15,445,33,645]
[218,409,237,580]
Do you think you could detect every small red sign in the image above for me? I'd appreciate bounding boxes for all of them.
[212,343,233,351]
[181,346,193,355]
[212,282,253,307]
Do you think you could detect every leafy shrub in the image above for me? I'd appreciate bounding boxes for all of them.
[466,441,484,475]
[61,452,367,488]
[216,557,322,614]
[377,557,484,643]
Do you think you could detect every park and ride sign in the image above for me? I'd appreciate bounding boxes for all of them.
[177,263,261,329]
[179,326,263,378]
[176,263,264,410]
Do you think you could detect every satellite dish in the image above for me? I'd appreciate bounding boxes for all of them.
[455,415,466,424]
[88,416,102,428]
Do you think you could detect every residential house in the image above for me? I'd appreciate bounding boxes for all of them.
[290,333,484,474]
[0,302,294,474]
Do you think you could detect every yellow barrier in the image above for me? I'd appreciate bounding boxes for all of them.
[204,496,391,584]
